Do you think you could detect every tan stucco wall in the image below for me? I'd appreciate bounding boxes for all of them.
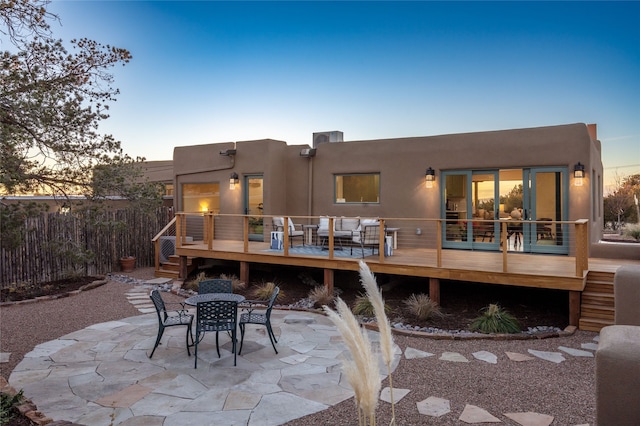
[171,123,605,254]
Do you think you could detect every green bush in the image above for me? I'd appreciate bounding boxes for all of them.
[308,285,334,308]
[624,224,640,241]
[352,292,391,317]
[403,293,443,321]
[1,390,25,425]
[469,303,521,334]
[251,281,284,302]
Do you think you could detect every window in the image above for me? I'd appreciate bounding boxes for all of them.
[335,174,380,203]
[182,183,220,213]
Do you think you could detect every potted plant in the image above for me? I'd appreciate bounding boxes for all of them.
[120,255,136,272]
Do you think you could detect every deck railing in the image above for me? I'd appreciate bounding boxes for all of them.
[165,213,589,278]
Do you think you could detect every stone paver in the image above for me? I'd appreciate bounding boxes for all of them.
[404,347,435,359]
[558,346,594,357]
[8,285,599,425]
[506,351,535,362]
[459,404,501,423]
[380,387,410,403]
[472,350,498,364]
[440,351,469,362]
[527,349,566,363]
[417,396,451,417]
[505,411,554,426]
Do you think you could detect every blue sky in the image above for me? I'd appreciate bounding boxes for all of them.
[48,1,639,190]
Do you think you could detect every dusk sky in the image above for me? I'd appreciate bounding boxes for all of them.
[48,1,640,191]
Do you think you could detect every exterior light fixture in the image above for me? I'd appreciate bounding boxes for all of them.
[300,148,316,157]
[574,162,585,187]
[425,167,436,188]
[229,172,239,190]
[219,149,236,156]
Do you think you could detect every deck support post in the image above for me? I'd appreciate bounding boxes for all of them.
[324,269,334,295]
[569,290,581,327]
[429,277,440,305]
[240,261,250,286]
[179,256,187,280]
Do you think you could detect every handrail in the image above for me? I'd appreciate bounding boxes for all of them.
[164,213,590,278]
[152,216,177,242]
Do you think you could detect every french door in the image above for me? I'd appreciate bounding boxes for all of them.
[523,168,569,254]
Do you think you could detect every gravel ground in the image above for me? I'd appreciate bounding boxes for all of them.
[1,267,598,425]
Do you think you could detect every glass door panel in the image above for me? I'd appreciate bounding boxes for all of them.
[498,169,524,252]
[471,171,499,250]
[244,175,264,242]
[443,172,471,248]
[527,168,568,254]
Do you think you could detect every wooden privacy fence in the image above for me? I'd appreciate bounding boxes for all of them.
[0,207,173,288]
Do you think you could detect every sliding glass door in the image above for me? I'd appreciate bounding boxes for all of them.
[442,168,568,254]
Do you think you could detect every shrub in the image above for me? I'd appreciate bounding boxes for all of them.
[1,390,25,424]
[352,292,391,317]
[251,281,285,302]
[624,223,640,241]
[469,303,521,334]
[403,293,443,321]
[308,285,334,307]
[219,273,246,292]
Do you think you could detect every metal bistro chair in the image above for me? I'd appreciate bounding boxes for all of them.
[239,286,280,355]
[194,300,238,368]
[198,279,233,294]
[149,290,194,358]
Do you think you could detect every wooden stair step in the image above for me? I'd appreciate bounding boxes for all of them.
[578,317,613,333]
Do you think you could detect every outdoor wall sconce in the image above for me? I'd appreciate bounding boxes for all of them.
[574,162,585,187]
[425,167,436,188]
[229,172,239,190]
[300,148,317,157]
[219,149,236,156]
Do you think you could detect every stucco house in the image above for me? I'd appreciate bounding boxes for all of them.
[170,122,633,259]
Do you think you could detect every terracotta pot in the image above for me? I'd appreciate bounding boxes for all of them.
[120,256,136,273]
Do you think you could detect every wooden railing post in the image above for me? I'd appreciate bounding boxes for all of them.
[328,217,334,259]
[501,221,508,272]
[176,214,182,248]
[207,214,214,250]
[575,219,589,277]
[283,216,290,256]
[379,219,385,263]
[243,216,249,253]
[436,220,442,267]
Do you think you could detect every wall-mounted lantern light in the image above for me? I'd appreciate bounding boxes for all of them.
[219,149,236,157]
[574,162,585,187]
[425,167,436,188]
[300,148,316,157]
[229,172,239,190]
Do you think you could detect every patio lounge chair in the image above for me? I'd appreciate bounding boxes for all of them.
[194,300,238,368]
[149,290,193,358]
[353,222,381,258]
[272,217,304,247]
[238,286,280,355]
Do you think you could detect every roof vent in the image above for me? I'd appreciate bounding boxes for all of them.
[313,131,343,148]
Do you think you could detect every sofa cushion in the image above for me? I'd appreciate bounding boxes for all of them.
[318,216,335,233]
[340,217,360,231]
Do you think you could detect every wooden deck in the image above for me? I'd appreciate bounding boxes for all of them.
[174,240,590,290]
[155,214,637,331]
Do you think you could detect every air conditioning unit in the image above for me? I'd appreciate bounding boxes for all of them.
[313,131,343,148]
[159,236,193,263]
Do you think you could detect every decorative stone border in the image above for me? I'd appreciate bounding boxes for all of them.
[0,278,108,307]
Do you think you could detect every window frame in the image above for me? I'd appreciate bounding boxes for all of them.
[334,173,381,204]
